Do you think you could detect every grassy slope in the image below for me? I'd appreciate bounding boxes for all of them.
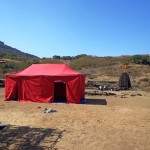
[68,56,150,91]
[0,48,149,90]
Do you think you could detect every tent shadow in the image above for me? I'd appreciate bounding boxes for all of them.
[85,98,107,105]
[0,125,64,150]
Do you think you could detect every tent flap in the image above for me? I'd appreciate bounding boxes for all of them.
[5,77,18,100]
[18,76,54,103]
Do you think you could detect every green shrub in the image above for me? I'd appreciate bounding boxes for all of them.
[132,55,150,65]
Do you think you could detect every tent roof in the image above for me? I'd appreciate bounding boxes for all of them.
[8,64,83,76]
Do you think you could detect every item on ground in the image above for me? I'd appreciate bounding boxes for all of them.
[44,108,57,113]
[0,124,8,130]
[80,99,87,104]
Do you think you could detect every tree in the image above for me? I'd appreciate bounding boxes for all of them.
[52,55,61,60]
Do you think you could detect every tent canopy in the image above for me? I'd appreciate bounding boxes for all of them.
[5,64,86,104]
[10,64,81,76]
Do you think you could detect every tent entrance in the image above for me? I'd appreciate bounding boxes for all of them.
[54,81,67,103]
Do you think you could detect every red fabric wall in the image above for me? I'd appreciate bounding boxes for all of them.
[18,76,54,103]
[5,77,18,100]
[5,75,85,104]
[66,77,80,104]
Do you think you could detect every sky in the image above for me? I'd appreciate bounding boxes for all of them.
[0,0,150,58]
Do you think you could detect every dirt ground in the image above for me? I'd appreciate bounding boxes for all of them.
[0,88,150,150]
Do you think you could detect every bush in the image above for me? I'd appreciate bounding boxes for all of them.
[40,58,63,64]
[132,55,150,65]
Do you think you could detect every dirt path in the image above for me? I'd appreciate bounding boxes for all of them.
[0,88,150,150]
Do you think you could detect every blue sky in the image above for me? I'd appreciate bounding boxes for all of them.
[0,0,150,58]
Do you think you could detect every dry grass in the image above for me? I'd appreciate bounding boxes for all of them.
[81,63,150,92]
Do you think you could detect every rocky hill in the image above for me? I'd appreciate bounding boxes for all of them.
[0,41,39,60]
[0,41,40,78]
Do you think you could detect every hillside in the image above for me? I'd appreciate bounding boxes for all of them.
[0,41,149,91]
[0,41,40,77]
[0,41,39,60]
[69,56,150,92]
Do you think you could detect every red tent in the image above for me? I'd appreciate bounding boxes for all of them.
[5,64,86,104]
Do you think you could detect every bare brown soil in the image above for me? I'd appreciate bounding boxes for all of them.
[0,88,150,150]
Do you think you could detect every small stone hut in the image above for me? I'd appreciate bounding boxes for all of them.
[119,72,131,90]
